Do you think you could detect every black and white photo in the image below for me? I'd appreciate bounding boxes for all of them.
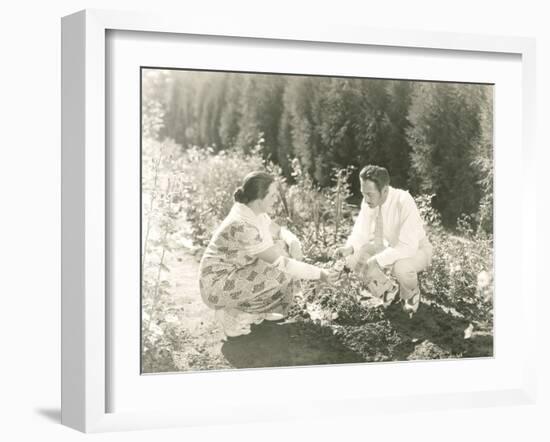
[141,68,494,373]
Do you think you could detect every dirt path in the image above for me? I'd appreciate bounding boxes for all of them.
[168,252,232,371]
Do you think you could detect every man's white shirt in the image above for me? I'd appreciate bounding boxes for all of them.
[345,186,427,268]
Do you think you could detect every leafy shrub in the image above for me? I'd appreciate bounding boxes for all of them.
[417,196,493,327]
[421,230,493,326]
[269,159,357,262]
[415,193,443,235]
[142,303,189,373]
[141,136,192,372]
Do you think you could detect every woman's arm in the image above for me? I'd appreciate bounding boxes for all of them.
[268,220,282,240]
[280,227,303,260]
[254,245,320,281]
[255,239,337,283]
[241,217,336,283]
[268,218,303,260]
[255,242,288,264]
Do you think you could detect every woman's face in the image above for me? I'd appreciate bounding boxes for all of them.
[259,182,279,213]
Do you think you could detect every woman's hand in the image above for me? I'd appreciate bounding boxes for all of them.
[269,221,282,239]
[320,269,339,285]
[288,240,303,260]
[273,239,289,257]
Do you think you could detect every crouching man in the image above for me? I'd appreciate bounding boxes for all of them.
[335,165,433,316]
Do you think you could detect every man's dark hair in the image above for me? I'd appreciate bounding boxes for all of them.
[359,165,390,192]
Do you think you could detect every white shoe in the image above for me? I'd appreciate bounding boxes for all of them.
[251,315,266,325]
[264,312,285,321]
[402,288,421,318]
[382,284,399,308]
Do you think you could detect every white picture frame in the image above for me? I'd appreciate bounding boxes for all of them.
[61,9,537,433]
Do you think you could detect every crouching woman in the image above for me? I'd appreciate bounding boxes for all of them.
[199,171,337,337]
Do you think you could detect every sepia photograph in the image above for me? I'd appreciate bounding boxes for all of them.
[140,68,494,374]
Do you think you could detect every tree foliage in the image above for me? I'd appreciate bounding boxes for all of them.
[407,83,490,227]
[144,69,493,231]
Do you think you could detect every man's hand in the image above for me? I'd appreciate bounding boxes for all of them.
[356,255,381,280]
[334,244,353,259]
[366,256,380,269]
[365,256,382,275]
[364,256,382,279]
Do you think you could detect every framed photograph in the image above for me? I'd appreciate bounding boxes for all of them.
[61,9,537,433]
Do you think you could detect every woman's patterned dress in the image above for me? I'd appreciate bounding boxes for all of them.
[199,204,299,316]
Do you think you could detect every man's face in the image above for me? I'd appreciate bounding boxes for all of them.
[361,179,385,208]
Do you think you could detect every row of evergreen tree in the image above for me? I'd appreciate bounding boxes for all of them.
[142,69,493,231]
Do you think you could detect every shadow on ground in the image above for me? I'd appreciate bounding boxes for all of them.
[220,300,493,370]
[34,408,61,423]
[221,320,364,369]
[383,301,493,359]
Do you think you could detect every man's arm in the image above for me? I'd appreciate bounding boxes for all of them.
[345,201,370,253]
[373,192,423,268]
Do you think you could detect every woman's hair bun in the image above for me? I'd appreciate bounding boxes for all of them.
[234,172,274,205]
[234,187,247,203]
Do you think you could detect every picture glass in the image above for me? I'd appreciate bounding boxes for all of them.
[140,68,494,374]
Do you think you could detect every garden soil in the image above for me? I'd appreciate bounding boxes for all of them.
[163,251,492,373]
